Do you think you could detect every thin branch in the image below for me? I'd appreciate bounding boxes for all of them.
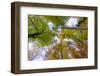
[62,27,88,30]
[28,33,42,38]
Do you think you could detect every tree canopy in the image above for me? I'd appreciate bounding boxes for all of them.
[28,15,88,60]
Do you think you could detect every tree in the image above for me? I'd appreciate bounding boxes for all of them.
[28,15,88,60]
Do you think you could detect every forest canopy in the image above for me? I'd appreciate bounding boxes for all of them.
[28,15,88,61]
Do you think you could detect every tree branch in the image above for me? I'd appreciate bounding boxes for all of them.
[28,33,42,38]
